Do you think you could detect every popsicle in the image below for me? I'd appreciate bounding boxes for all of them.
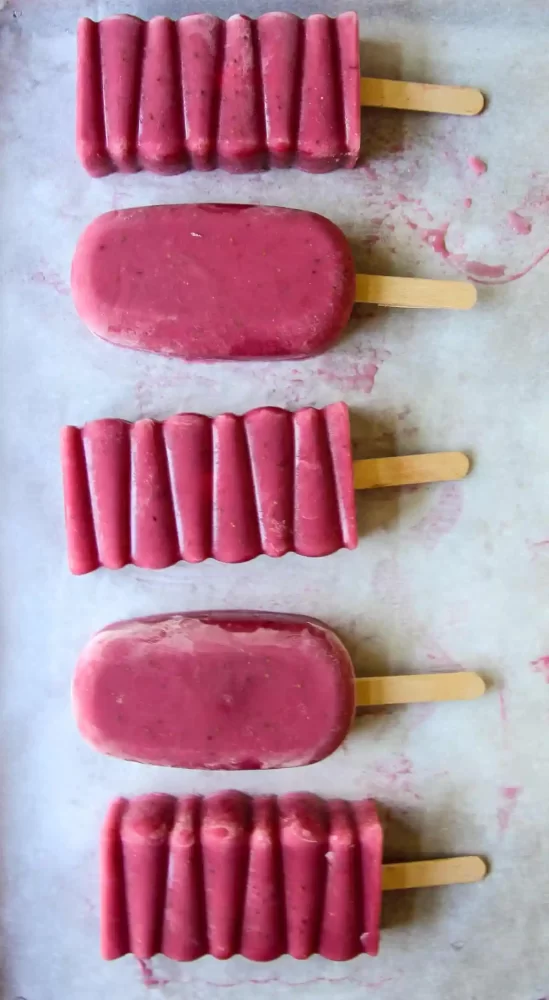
[73,612,485,769]
[77,12,484,177]
[101,791,487,961]
[61,402,471,573]
[72,204,476,362]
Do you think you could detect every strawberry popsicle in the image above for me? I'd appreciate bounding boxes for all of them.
[77,13,484,177]
[60,403,470,573]
[78,13,361,175]
[101,792,486,962]
[102,792,383,960]
[71,204,476,362]
[73,612,485,770]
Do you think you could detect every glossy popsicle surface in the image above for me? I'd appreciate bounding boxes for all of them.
[101,792,383,960]
[73,613,356,769]
[71,204,356,361]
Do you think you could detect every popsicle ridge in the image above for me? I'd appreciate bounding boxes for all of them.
[60,403,358,574]
[101,792,383,961]
[76,12,361,175]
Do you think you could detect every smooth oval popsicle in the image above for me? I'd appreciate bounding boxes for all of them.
[73,612,356,769]
[71,204,356,360]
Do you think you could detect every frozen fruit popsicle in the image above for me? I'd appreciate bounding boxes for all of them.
[73,612,485,770]
[77,13,483,177]
[101,791,486,961]
[71,204,476,362]
[60,402,470,573]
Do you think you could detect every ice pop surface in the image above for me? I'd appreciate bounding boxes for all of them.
[73,612,356,769]
[71,204,356,361]
[101,792,383,960]
[61,403,357,574]
[77,12,360,175]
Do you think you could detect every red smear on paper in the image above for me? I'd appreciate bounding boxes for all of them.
[499,692,508,726]
[136,958,170,988]
[468,155,487,175]
[410,483,464,550]
[30,268,70,296]
[313,349,391,393]
[373,755,421,800]
[507,210,532,235]
[497,786,522,833]
[531,656,549,683]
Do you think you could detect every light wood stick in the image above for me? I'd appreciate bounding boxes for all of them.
[353,451,470,491]
[355,671,485,707]
[382,856,487,891]
[361,78,485,116]
[355,274,477,310]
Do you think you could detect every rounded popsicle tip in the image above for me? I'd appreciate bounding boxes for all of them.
[453,452,471,480]
[461,671,486,699]
[468,856,488,881]
[464,88,485,116]
[457,281,478,309]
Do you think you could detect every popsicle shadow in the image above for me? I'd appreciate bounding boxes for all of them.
[347,237,406,281]
[349,409,434,539]
[376,805,450,934]
[359,41,406,168]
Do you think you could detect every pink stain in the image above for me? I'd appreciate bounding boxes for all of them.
[313,350,391,393]
[195,974,396,988]
[497,786,522,833]
[422,638,459,669]
[376,754,413,781]
[374,754,421,802]
[423,237,549,285]
[30,268,69,296]
[529,539,549,559]
[136,958,169,988]
[463,197,472,209]
[531,656,549,683]
[468,155,487,176]
[420,224,450,257]
[373,755,420,799]
[507,210,532,235]
[499,691,508,725]
[410,482,464,551]
[455,259,507,280]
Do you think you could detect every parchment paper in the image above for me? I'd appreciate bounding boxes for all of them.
[1,1,549,997]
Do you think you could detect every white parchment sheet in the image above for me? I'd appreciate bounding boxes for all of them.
[1,1,549,997]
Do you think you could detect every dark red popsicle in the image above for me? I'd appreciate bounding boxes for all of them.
[77,13,361,176]
[101,792,383,961]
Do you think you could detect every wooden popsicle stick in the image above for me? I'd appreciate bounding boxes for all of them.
[382,856,487,892]
[355,274,477,311]
[353,451,470,491]
[355,671,485,707]
[361,78,485,116]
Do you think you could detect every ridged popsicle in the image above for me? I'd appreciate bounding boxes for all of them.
[61,403,357,574]
[77,12,361,175]
[101,792,383,961]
